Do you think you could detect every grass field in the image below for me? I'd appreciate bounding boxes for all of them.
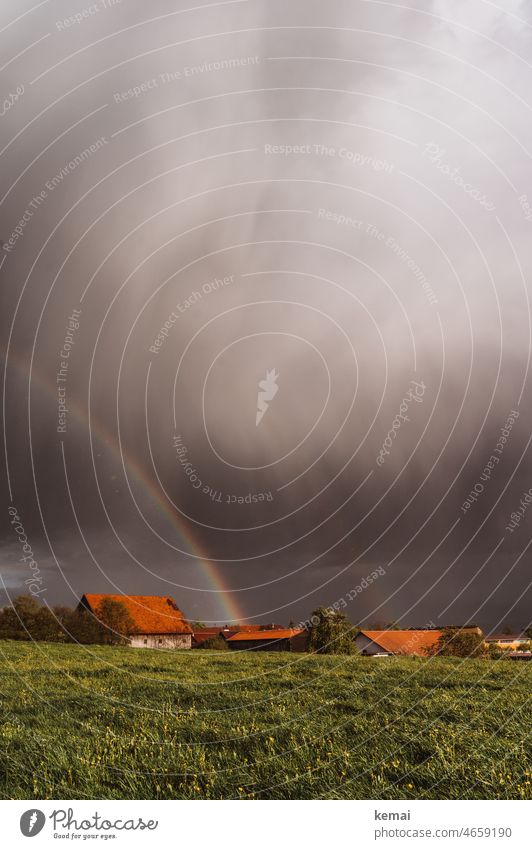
[0,640,531,800]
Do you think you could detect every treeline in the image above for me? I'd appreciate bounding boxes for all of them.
[2,596,530,657]
[304,608,532,657]
[0,595,134,645]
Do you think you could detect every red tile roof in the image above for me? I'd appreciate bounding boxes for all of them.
[359,629,443,656]
[81,594,192,635]
[192,628,229,645]
[227,629,305,642]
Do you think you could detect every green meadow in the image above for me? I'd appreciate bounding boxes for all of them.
[0,641,530,799]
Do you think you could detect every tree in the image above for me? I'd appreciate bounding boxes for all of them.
[425,627,486,658]
[0,595,58,641]
[307,607,358,655]
[0,599,27,640]
[55,607,106,644]
[96,599,135,645]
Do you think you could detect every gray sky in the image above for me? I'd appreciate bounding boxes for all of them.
[1,0,532,629]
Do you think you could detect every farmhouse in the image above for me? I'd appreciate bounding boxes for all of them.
[78,594,193,649]
[484,633,530,651]
[355,629,443,656]
[226,628,308,652]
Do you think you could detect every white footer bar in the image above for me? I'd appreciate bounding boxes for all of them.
[2,799,530,848]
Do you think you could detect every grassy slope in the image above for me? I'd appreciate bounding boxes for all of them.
[0,640,531,800]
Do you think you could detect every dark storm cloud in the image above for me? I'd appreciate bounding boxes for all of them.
[1,0,531,628]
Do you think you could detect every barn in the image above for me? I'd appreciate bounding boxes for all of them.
[354,629,443,656]
[226,628,308,652]
[78,594,193,649]
[192,624,289,648]
[192,627,233,647]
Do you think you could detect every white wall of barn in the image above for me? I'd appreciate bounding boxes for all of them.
[129,634,191,649]
[354,634,387,655]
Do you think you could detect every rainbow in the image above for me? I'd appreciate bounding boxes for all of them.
[4,353,245,623]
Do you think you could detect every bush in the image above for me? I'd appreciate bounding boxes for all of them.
[200,635,229,650]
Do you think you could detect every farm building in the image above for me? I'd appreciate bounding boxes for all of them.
[192,624,286,647]
[223,623,284,633]
[78,594,193,649]
[484,633,531,651]
[192,627,233,647]
[354,629,444,656]
[226,628,308,652]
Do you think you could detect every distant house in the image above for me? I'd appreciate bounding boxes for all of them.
[355,629,444,656]
[78,594,192,649]
[485,633,531,652]
[192,627,233,647]
[226,628,308,652]
[191,623,286,647]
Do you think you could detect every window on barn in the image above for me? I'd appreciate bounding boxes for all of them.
[144,638,147,645]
